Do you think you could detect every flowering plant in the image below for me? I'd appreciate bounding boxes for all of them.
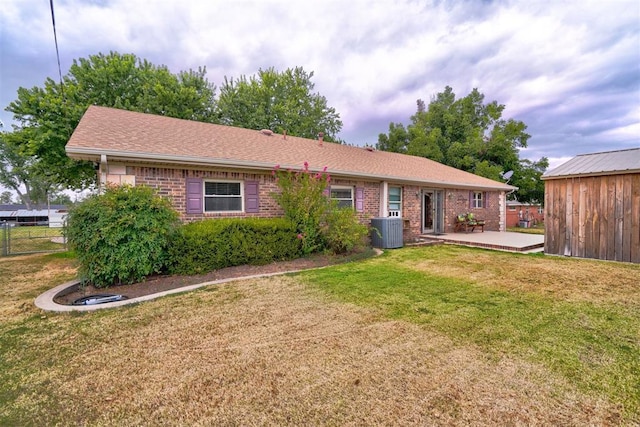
[272,162,330,255]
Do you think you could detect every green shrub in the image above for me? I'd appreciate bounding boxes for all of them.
[272,163,330,255]
[65,185,179,287]
[322,205,369,254]
[168,218,302,275]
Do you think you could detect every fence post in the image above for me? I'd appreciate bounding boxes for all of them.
[1,222,7,257]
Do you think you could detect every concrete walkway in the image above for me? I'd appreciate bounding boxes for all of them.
[422,231,544,253]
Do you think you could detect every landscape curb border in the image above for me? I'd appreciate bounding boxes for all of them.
[35,248,384,313]
[36,270,317,313]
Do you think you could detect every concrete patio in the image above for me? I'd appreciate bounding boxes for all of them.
[419,231,545,253]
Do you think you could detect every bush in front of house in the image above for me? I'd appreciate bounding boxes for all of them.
[322,205,369,254]
[167,218,302,275]
[272,162,330,255]
[273,162,369,255]
[65,184,179,287]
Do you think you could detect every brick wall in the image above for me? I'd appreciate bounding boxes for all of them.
[444,189,501,232]
[128,165,283,222]
[506,204,544,227]
[125,164,384,225]
[401,185,422,241]
[116,162,504,237]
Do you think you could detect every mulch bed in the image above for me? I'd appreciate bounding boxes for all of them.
[54,249,375,305]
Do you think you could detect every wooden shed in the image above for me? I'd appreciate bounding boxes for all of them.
[542,148,640,263]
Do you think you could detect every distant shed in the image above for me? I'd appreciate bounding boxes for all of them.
[541,148,640,263]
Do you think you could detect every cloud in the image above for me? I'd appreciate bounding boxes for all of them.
[1,0,638,165]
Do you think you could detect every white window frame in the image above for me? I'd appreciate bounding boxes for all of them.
[388,186,402,217]
[203,180,244,213]
[330,186,354,209]
[472,192,483,209]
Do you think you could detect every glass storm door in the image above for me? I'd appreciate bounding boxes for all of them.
[423,191,434,233]
[423,190,444,234]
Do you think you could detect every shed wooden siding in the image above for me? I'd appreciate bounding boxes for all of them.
[544,173,640,263]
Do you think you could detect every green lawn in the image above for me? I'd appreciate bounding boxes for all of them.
[507,225,545,235]
[2,225,65,254]
[301,246,640,420]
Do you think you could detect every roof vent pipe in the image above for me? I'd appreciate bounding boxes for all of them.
[318,132,324,147]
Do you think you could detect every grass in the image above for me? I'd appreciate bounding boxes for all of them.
[507,224,545,235]
[1,247,638,425]
[2,225,65,254]
[302,246,640,421]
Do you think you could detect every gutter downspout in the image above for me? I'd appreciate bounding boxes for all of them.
[99,154,107,192]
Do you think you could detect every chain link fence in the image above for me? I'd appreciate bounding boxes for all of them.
[1,221,67,256]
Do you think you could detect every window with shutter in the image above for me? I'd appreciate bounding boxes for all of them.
[186,178,203,214]
[355,187,364,212]
[330,186,354,208]
[204,181,243,212]
[470,191,484,209]
[244,181,259,213]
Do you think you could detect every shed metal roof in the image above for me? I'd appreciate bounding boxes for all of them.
[542,148,640,179]
[0,209,64,218]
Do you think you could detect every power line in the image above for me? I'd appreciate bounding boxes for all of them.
[49,0,64,99]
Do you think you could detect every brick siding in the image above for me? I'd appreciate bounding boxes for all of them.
[112,163,503,240]
[444,189,501,232]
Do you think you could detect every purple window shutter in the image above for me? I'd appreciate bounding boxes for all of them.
[469,191,473,209]
[355,187,364,212]
[186,178,203,214]
[245,181,259,213]
[483,192,487,208]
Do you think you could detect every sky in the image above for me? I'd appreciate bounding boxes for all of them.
[1,0,639,172]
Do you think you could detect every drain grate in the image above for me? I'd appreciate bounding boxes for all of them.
[72,294,129,306]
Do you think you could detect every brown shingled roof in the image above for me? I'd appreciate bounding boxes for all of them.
[66,105,514,190]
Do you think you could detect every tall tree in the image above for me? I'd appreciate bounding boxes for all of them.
[0,128,58,209]
[0,191,13,204]
[377,86,547,203]
[48,192,73,206]
[510,157,548,204]
[5,52,217,190]
[217,67,343,142]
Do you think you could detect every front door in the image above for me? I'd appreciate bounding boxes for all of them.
[422,190,444,234]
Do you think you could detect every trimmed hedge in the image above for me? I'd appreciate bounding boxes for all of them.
[168,218,302,275]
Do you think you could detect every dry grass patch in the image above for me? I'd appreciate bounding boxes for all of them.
[399,246,640,307]
[3,276,622,425]
[1,249,636,425]
[0,253,77,322]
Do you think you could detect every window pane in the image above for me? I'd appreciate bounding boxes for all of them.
[337,200,353,209]
[389,187,401,201]
[331,188,353,209]
[473,192,483,208]
[205,182,240,196]
[205,197,242,212]
[331,189,352,199]
[389,186,401,214]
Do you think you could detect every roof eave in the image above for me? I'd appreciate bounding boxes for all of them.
[66,146,515,191]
